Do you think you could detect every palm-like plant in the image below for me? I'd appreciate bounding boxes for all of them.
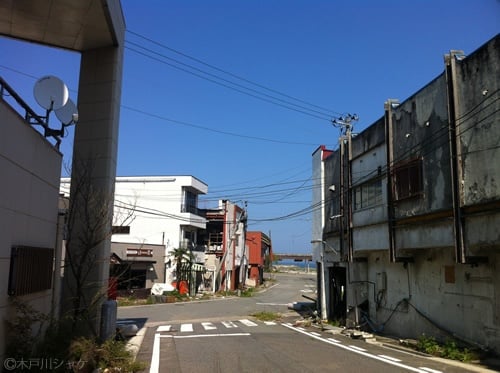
[171,247,195,292]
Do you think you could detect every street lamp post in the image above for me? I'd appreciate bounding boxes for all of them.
[311,239,337,320]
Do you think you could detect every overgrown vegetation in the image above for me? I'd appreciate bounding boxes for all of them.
[117,296,153,307]
[68,337,146,372]
[251,311,282,322]
[215,287,255,298]
[416,335,480,362]
[239,287,255,297]
[163,289,187,300]
[6,299,146,372]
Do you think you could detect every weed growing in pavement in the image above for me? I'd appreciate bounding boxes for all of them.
[251,311,282,322]
[416,335,480,362]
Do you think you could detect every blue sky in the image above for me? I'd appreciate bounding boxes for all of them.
[1,1,498,254]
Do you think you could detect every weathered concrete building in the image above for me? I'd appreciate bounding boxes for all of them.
[312,35,499,353]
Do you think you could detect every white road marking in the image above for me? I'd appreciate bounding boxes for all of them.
[201,322,217,330]
[327,338,341,343]
[149,333,161,373]
[311,332,322,336]
[150,331,251,372]
[300,289,314,293]
[156,325,172,332]
[221,321,238,328]
[264,321,277,325]
[239,319,258,327]
[256,302,289,306]
[378,355,401,362]
[282,323,429,372]
[419,368,442,373]
[161,333,251,339]
[349,345,367,352]
[180,323,193,332]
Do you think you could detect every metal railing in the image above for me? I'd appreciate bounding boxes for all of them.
[0,76,62,148]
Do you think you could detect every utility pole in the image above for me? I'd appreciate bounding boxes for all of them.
[331,114,358,325]
[331,114,358,262]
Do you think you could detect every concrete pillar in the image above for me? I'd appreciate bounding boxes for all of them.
[62,43,124,337]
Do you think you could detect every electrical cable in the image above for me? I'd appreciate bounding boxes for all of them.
[125,44,333,122]
[126,30,342,117]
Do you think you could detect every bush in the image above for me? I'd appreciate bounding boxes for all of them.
[68,337,146,372]
[5,299,146,372]
[163,289,187,300]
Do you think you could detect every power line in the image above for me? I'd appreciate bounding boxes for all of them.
[121,105,319,146]
[126,30,342,117]
[125,44,332,121]
[0,64,330,147]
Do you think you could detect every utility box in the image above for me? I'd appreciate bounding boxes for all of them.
[376,272,387,291]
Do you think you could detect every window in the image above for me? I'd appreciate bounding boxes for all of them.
[354,179,383,210]
[181,189,199,214]
[208,232,223,246]
[393,158,423,200]
[8,246,54,296]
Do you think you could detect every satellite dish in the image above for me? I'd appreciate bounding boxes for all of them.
[55,99,78,125]
[33,75,69,111]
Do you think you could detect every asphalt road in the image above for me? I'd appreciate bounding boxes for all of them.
[118,272,483,373]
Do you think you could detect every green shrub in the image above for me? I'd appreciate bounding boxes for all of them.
[5,299,146,372]
[416,335,477,362]
[68,337,146,372]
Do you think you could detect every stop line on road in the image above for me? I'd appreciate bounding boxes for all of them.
[155,318,275,334]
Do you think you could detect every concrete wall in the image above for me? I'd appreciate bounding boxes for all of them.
[391,74,452,217]
[314,34,500,353]
[0,99,62,358]
[366,249,499,351]
[350,123,388,252]
[454,36,500,254]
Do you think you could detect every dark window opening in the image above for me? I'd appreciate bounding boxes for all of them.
[393,158,423,200]
[354,178,383,210]
[9,246,54,296]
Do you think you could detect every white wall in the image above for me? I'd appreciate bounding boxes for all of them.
[61,175,208,255]
[0,100,62,358]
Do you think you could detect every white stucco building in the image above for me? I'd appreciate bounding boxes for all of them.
[61,175,208,287]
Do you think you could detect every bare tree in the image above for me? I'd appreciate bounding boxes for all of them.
[61,159,135,337]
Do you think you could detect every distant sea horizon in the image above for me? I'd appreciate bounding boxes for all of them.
[273,258,316,269]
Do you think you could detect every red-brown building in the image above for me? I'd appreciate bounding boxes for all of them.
[246,231,272,286]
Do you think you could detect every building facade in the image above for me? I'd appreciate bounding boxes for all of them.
[203,200,248,292]
[246,231,272,286]
[312,35,500,353]
[1,77,64,358]
[61,175,209,290]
